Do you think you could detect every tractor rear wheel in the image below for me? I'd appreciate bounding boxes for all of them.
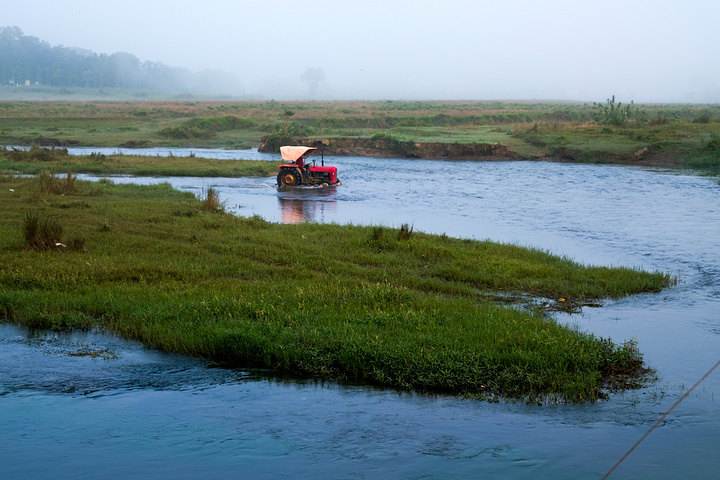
[278,170,300,187]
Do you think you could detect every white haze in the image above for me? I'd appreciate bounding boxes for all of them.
[6,0,720,102]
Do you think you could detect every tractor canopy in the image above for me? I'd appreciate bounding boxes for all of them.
[280,146,317,162]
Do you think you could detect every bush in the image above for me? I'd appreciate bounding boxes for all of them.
[693,110,714,124]
[592,95,641,126]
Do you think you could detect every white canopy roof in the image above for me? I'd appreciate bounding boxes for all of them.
[280,146,317,161]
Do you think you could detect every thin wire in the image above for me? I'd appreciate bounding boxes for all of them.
[602,358,720,479]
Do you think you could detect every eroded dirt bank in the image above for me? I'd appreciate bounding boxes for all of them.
[258,136,680,167]
[259,137,522,161]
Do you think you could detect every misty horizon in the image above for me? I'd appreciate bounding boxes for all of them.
[5,0,720,103]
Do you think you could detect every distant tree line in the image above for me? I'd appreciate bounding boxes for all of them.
[0,26,244,95]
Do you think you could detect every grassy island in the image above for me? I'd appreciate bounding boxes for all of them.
[0,165,673,402]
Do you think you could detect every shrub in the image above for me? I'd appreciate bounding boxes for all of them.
[693,110,714,124]
[592,95,642,126]
[649,113,670,126]
[371,132,404,151]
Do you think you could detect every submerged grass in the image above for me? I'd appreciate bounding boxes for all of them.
[0,175,672,402]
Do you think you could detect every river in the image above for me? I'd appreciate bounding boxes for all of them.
[2,148,719,479]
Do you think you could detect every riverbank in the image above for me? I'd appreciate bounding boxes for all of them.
[257,134,684,168]
[1,100,719,169]
[0,172,673,402]
[0,145,280,177]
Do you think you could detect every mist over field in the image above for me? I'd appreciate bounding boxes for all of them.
[4,0,720,102]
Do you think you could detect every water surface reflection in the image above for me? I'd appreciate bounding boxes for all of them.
[278,186,338,224]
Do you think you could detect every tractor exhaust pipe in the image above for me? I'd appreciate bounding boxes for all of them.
[314,140,326,166]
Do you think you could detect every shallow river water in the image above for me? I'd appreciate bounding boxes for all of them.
[2,148,719,479]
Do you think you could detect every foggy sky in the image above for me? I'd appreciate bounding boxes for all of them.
[6,0,720,102]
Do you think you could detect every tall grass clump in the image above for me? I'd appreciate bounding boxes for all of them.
[35,171,77,196]
[200,187,224,212]
[398,223,414,240]
[23,213,63,250]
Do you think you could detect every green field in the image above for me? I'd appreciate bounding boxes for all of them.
[0,166,673,403]
[1,98,719,167]
[0,145,279,177]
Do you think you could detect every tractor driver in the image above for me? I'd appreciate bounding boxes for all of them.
[297,155,310,172]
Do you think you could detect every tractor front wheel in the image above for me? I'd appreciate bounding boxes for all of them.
[278,170,300,187]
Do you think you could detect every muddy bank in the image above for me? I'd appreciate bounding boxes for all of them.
[259,136,682,167]
[22,136,80,147]
[259,136,522,161]
[544,144,682,167]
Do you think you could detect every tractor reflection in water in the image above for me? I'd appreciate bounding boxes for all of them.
[276,145,341,187]
[278,185,338,224]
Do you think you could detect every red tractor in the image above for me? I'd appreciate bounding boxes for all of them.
[277,145,341,187]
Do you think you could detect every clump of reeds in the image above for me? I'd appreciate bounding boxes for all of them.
[398,223,414,240]
[34,171,77,200]
[23,213,63,250]
[200,187,224,212]
[368,226,388,252]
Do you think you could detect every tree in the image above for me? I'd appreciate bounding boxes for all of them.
[0,25,237,94]
[300,67,325,98]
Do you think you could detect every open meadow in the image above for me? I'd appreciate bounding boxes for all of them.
[1,98,719,168]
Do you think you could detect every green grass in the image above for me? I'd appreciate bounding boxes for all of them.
[0,174,673,402]
[681,133,720,168]
[1,100,719,167]
[0,146,279,177]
